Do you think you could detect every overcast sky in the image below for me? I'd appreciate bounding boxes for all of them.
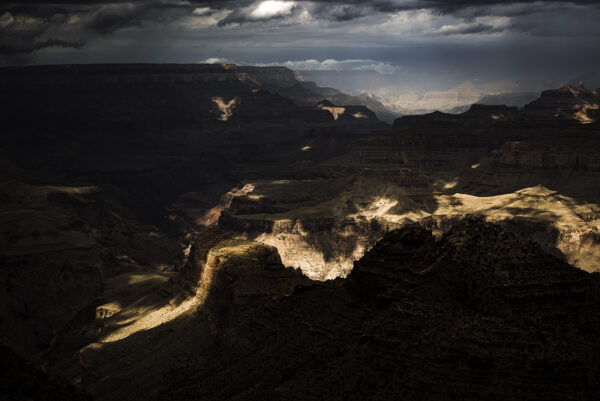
[2,1,600,86]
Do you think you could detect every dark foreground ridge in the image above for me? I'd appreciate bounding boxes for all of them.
[71,218,599,401]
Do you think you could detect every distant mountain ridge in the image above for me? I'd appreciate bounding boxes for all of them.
[293,69,597,116]
[394,83,600,127]
[476,91,540,108]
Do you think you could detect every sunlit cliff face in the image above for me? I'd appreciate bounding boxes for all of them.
[211,96,239,121]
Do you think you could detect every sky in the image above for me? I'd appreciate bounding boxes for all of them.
[2,1,600,89]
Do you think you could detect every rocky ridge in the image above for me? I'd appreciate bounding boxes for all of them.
[523,83,600,123]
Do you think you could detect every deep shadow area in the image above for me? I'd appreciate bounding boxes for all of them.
[46,219,600,401]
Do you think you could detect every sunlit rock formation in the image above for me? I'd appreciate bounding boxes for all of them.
[211,96,239,121]
[523,83,600,123]
[316,100,346,120]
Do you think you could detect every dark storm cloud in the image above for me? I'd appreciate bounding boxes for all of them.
[0,37,85,55]
[195,0,600,13]
[85,2,191,35]
[0,1,194,61]
[309,3,371,21]
[0,7,84,64]
[2,0,600,65]
[198,0,600,27]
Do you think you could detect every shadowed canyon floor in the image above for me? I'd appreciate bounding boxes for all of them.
[1,65,600,400]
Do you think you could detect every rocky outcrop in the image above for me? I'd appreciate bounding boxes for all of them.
[174,230,303,304]
[523,83,600,123]
[312,100,388,131]
[351,218,595,309]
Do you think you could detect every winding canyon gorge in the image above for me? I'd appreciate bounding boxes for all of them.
[2,64,600,400]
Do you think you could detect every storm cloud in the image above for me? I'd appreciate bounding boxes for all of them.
[1,0,600,85]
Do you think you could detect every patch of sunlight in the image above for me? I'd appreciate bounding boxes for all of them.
[443,181,458,190]
[97,259,222,343]
[99,295,200,344]
[471,163,480,169]
[353,112,368,119]
[301,145,312,151]
[238,183,255,193]
[351,244,365,260]
[490,114,504,120]
[317,104,346,120]
[366,197,399,217]
[574,104,598,124]
[430,186,600,272]
[211,96,238,121]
